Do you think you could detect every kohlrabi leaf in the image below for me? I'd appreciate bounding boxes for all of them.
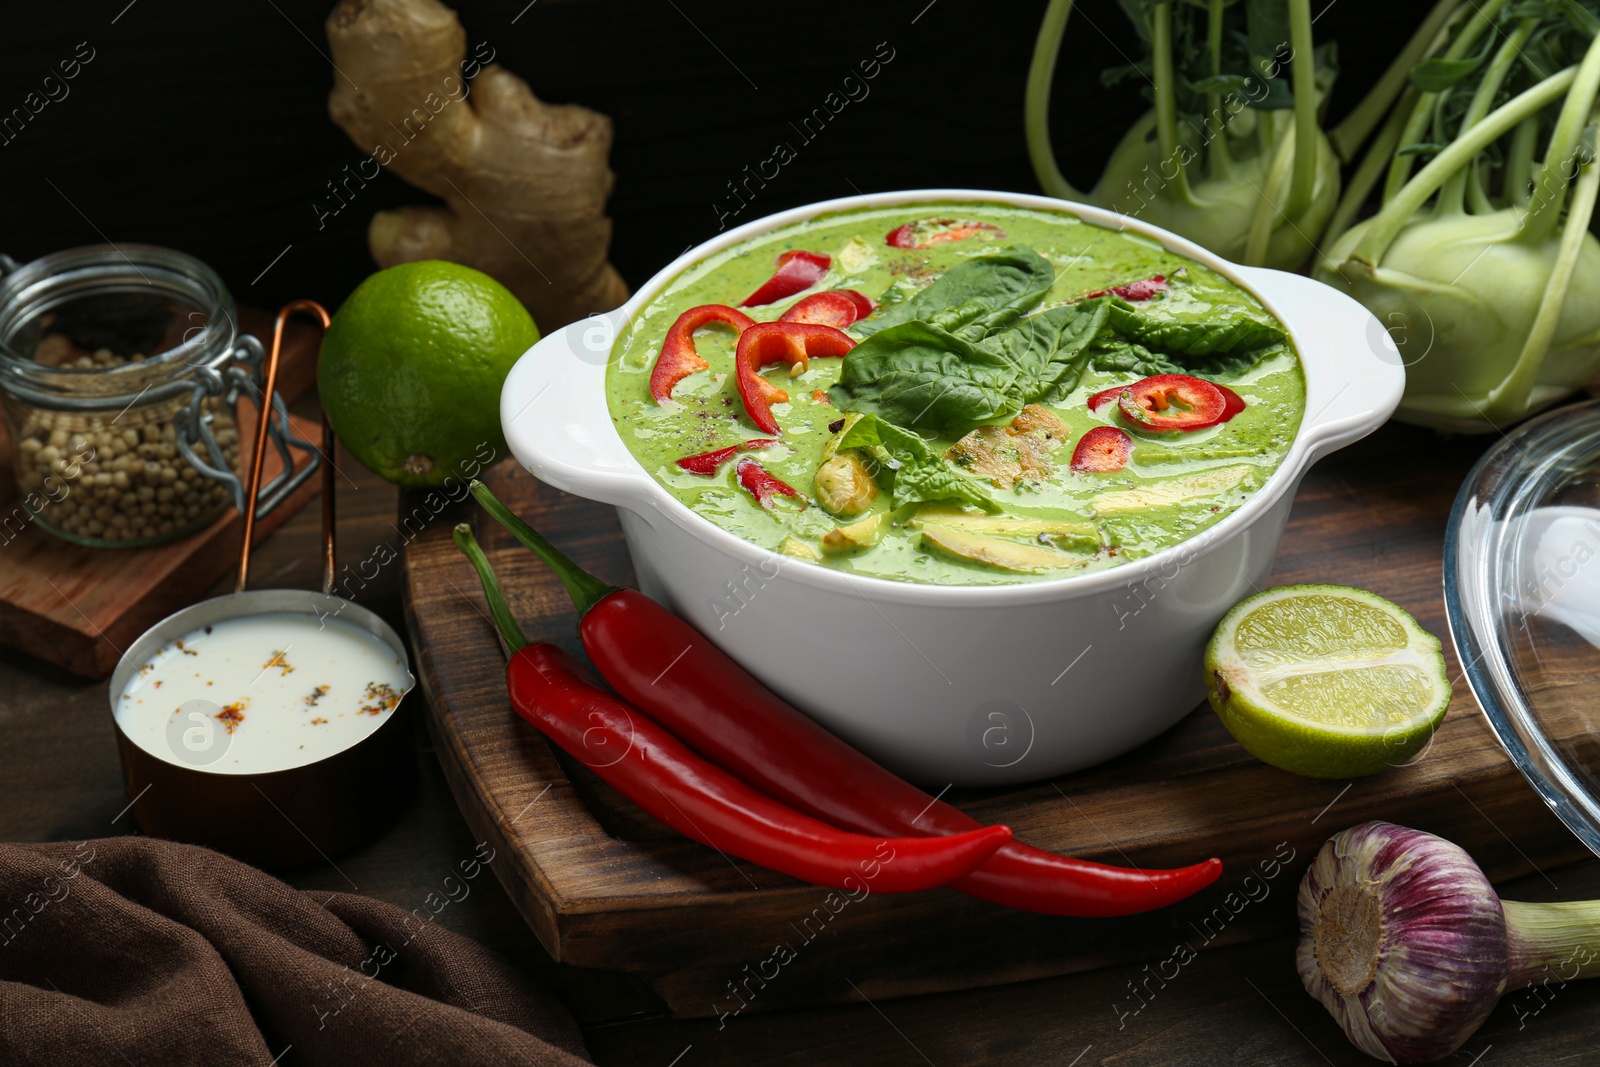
[854,247,1055,338]
[838,414,997,511]
[829,321,1025,436]
[1410,55,1486,92]
[1246,0,1293,62]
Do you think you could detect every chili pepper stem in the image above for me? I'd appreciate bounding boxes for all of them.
[453,523,528,652]
[469,480,616,617]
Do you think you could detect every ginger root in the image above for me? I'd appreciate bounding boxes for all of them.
[326,0,627,330]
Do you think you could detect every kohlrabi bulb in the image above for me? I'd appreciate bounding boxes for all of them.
[1093,109,1341,272]
[1315,208,1600,432]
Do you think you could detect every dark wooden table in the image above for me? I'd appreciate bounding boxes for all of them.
[5,394,1600,1066]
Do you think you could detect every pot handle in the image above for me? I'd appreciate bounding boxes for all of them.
[499,307,656,511]
[1231,265,1404,461]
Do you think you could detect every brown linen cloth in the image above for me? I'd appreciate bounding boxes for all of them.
[0,837,592,1066]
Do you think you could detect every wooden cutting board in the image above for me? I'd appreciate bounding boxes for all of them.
[402,419,1595,1019]
[0,311,321,678]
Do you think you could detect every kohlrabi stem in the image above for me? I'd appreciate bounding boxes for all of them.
[1522,31,1600,241]
[1439,19,1536,216]
[1503,899,1600,987]
[1483,146,1600,421]
[469,479,616,618]
[453,523,528,653]
[1348,67,1577,266]
[1246,124,1298,265]
[1330,0,1463,161]
[1382,0,1512,204]
[1205,0,1234,179]
[1151,2,1197,205]
[1285,0,1319,219]
[1025,0,1087,200]
[1506,115,1539,207]
[1321,85,1419,253]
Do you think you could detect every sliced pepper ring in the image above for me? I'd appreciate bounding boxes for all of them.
[779,290,875,329]
[1088,373,1243,432]
[1070,426,1133,472]
[734,322,855,434]
[1083,274,1167,302]
[676,439,776,475]
[741,250,831,307]
[885,218,1004,250]
[1117,374,1227,431]
[649,304,754,403]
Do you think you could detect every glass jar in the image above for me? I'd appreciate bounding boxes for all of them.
[0,245,317,548]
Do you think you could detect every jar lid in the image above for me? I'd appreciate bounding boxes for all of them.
[1447,398,1600,857]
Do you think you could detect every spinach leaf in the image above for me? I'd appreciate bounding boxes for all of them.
[838,414,997,512]
[1089,337,1285,380]
[977,302,1109,405]
[1103,298,1285,356]
[829,321,1025,437]
[856,247,1055,339]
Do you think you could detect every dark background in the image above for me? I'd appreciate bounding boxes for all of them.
[2,0,1432,320]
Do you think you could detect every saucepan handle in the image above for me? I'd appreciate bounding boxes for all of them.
[1230,265,1405,463]
[499,307,658,512]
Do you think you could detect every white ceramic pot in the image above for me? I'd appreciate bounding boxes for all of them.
[501,189,1403,786]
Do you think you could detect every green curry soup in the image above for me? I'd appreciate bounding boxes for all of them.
[605,203,1305,587]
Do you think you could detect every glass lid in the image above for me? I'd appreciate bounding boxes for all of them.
[1446,397,1600,858]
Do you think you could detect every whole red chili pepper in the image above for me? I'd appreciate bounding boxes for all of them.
[468,483,1224,917]
[735,321,855,434]
[650,304,754,403]
[454,526,1010,894]
[741,250,830,307]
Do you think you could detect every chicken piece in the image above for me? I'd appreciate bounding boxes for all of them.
[945,404,1071,489]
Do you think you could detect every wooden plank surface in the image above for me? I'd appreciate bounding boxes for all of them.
[402,417,1595,1018]
[2,402,1596,1064]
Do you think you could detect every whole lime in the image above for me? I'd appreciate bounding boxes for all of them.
[320,261,538,487]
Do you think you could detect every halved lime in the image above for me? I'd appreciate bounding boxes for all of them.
[1204,585,1451,778]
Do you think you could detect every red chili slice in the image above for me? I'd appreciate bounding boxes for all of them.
[734,322,855,435]
[1117,374,1228,431]
[838,290,876,318]
[1070,426,1133,472]
[1087,383,1126,414]
[885,218,1004,250]
[735,457,803,509]
[779,290,874,329]
[741,250,831,307]
[1217,383,1246,423]
[1088,374,1246,430]
[676,439,776,476]
[649,304,754,403]
[1084,275,1168,301]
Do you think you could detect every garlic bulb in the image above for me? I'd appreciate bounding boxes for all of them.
[1298,821,1600,1063]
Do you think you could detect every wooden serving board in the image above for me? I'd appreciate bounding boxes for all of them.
[403,420,1596,1019]
[0,312,321,678]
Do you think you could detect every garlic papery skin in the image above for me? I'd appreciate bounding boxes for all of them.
[1297,822,1508,1063]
